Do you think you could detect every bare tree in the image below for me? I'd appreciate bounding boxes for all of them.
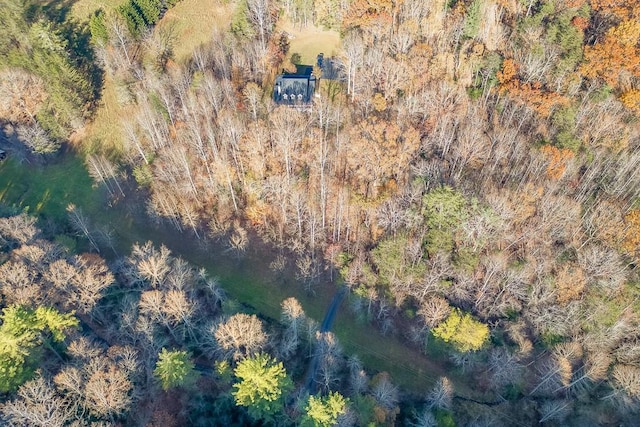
[296,254,322,294]
[578,245,627,294]
[214,313,268,360]
[16,122,60,154]
[48,255,115,315]
[0,69,47,123]
[529,355,573,397]
[162,289,198,342]
[372,373,399,411]
[0,260,41,305]
[129,242,173,288]
[425,377,454,410]
[487,348,523,391]
[228,221,249,257]
[605,365,640,409]
[86,154,125,198]
[279,297,306,358]
[1,376,72,427]
[66,336,106,363]
[347,355,368,394]
[243,82,262,121]
[418,297,451,329]
[82,357,134,422]
[538,399,572,424]
[246,0,274,50]
[67,204,100,252]
[0,214,39,247]
[315,331,343,392]
[411,408,437,427]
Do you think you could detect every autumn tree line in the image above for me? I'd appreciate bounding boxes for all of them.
[2,0,640,424]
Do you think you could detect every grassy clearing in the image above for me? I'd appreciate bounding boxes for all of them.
[279,21,341,65]
[77,1,232,157]
[71,0,127,20]
[133,226,444,394]
[157,0,233,64]
[0,156,99,222]
[178,252,448,394]
[82,76,131,156]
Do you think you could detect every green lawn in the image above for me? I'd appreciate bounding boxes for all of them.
[149,235,446,394]
[157,0,233,64]
[71,0,127,20]
[280,21,341,65]
[0,156,100,222]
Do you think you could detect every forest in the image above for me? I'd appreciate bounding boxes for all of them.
[1,0,640,425]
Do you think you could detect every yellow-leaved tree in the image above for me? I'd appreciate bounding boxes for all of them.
[432,308,489,352]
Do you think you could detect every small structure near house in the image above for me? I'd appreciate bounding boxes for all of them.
[273,65,316,105]
[0,150,6,161]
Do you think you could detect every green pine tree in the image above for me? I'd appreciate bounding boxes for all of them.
[232,353,293,422]
[432,308,489,352]
[154,348,197,390]
[0,305,78,393]
[301,391,349,427]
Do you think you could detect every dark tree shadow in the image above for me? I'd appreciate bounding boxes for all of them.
[24,0,105,113]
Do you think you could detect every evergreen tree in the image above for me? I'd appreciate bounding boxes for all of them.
[154,348,197,390]
[0,305,78,393]
[301,392,349,427]
[432,309,489,352]
[232,353,293,422]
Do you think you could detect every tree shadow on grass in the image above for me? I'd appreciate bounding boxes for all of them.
[25,0,105,114]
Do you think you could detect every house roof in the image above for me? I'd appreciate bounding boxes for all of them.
[273,68,316,104]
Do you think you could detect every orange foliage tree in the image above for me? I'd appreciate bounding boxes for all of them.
[589,0,638,19]
[555,263,586,305]
[622,209,640,261]
[581,21,640,88]
[540,145,575,180]
[342,0,393,40]
[345,117,419,198]
[620,89,640,115]
[497,59,570,118]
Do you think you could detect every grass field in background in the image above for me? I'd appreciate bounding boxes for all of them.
[71,0,127,20]
[280,21,341,65]
[158,0,233,63]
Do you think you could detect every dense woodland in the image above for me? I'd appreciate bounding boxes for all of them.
[2,0,640,424]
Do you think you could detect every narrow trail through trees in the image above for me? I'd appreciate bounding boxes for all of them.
[304,287,347,393]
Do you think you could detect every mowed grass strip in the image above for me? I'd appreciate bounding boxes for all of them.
[93,200,444,394]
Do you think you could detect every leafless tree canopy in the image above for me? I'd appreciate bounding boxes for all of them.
[214,313,268,360]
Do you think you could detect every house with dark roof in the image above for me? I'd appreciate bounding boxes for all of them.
[273,65,317,105]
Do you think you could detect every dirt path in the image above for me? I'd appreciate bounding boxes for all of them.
[304,287,347,393]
